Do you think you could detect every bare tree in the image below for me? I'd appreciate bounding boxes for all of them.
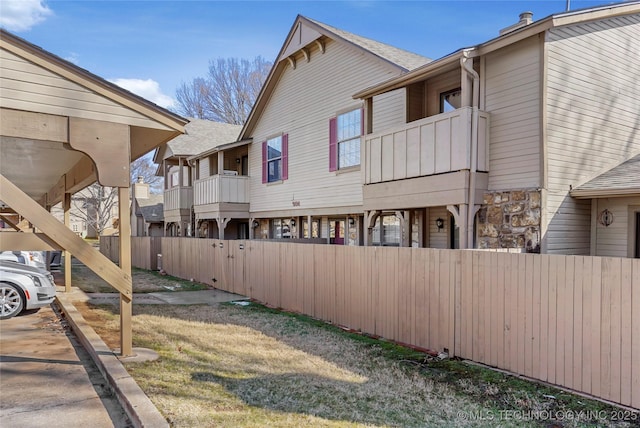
[175,56,271,125]
[131,154,163,194]
[70,184,118,238]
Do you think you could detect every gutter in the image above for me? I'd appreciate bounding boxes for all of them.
[461,50,480,249]
[570,187,640,199]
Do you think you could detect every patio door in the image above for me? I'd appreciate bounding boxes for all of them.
[330,220,345,245]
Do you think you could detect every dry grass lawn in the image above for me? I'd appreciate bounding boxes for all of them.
[73,299,638,428]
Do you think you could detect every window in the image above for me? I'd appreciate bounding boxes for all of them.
[271,219,293,239]
[303,219,319,238]
[330,108,363,171]
[371,215,400,246]
[440,88,461,113]
[262,134,288,183]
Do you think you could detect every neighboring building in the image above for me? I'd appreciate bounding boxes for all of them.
[189,138,251,239]
[153,118,242,236]
[166,4,640,258]
[353,2,639,256]
[237,15,431,244]
[130,177,164,237]
[50,187,119,238]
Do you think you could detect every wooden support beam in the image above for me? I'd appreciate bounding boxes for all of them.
[64,193,72,292]
[0,108,68,142]
[46,175,66,208]
[0,214,21,231]
[0,232,62,251]
[68,117,130,188]
[64,157,97,195]
[118,187,133,356]
[0,174,132,298]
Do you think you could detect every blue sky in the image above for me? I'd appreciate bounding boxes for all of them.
[1,0,615,111]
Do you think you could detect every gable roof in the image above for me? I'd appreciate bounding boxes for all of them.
[571,154,640,198]
[136,194,164,222]
[354,1,640,99]
[303,17,431,71]
[239,15,431,139]
[155,118,243,161]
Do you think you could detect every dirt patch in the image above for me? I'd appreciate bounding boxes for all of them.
[74,301,121,349]
[69,263,209,293]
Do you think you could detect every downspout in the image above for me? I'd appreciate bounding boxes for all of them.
[461,50,480,249]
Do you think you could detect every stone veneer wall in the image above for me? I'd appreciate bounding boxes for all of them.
[477,189,541,253]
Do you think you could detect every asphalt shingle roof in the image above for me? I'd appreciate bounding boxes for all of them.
[574,154,640,192]
[166,118,243,157]
[305,16,431,71]
[136,194,164,223]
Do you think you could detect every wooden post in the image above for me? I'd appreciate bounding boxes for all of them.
[64,192,72,292]
[118,187,133,357]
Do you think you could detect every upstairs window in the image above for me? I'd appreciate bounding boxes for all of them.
[330,108,363,171]
[262,134,288,183]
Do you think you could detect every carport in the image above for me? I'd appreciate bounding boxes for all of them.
[0,29,187,355]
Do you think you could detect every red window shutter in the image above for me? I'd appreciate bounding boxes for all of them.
[360,108,365,136]
[329,117,337,172]
[282,134,289,180]
[261,141,267,184]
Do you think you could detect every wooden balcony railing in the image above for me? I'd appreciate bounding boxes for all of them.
[364,106,489,184]
[193,174,250,205]
[164,186,193,211]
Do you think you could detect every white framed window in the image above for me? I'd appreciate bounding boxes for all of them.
[337,109,361,169]
[267,136,282,182]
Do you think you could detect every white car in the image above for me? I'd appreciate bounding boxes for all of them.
[0,251,46,270]
[0,260,57,320]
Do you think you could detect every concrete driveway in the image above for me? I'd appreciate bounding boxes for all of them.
[0,305,131,428]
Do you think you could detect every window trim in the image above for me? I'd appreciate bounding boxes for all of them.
[330,106,363,171]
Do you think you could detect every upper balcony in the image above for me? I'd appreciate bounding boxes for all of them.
[194,174,250,206]
[363,106,489,185]
[164,186,193,212]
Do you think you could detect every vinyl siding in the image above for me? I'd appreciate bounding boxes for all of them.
[372,89,405,133]
[593,198,640,258]
[544,15,640,254]
[0,49,169,130]
[249,38,404,214]
[484,35,542,190]
[426,206,450,249]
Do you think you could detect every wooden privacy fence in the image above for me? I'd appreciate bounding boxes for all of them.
[100,236,639,408]
[99,236,161,270]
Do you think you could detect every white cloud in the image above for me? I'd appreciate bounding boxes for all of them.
[108,78,175,109]
[64,52,80,65]
[0,0,52,32]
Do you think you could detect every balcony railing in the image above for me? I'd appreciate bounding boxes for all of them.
[164,186,193,212]
[364,106,489,184]
[194,174,250,205]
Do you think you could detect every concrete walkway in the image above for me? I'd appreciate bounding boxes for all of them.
[1,286,248,428]
[0,305,131,428]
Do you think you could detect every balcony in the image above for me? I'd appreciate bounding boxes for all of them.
[364,107,489,184]
[362,107,490,211]
[164,186,193,212]
[194,174,250,205]
[192,175,250,220]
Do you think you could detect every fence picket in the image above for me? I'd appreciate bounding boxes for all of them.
[100,236,637,407]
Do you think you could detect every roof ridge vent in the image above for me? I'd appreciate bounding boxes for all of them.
[499,11,534,35]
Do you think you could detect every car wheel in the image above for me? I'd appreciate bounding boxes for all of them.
[0,282,24,320]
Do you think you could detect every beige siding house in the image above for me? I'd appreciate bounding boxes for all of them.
[237,15,431,244]
[153,118,242,236]
[354,2,640,256]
